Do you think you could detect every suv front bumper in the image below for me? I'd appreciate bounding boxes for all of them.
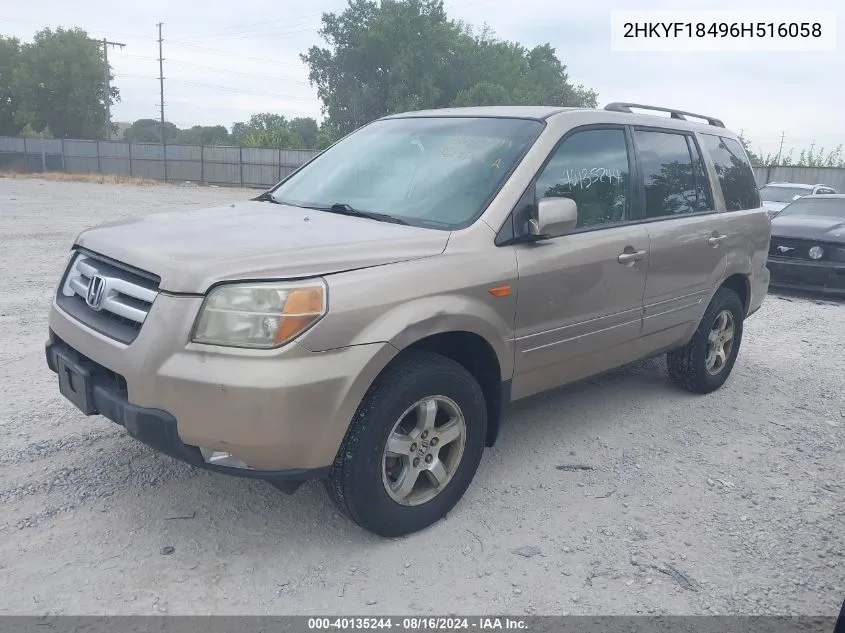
[46,293,398,478]
[46,336,330,490]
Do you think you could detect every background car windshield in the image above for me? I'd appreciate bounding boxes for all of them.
[270,116,543,229]
[778,198,845,219]
[760,186,811,203]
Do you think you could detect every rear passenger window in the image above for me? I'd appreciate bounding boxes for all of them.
[634,130,704,218]
[700,134,761,211]
[535,128,630,229]
[686,137,714,211]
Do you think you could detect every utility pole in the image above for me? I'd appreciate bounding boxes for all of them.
[776,131,785,165]
[157,22,166,146]
[92,38,125,139]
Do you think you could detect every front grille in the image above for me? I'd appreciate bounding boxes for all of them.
[56,249,160,344]
[768,237,843,262]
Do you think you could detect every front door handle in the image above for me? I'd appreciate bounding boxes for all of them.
[617,249,647,265]
[708,234,728,247]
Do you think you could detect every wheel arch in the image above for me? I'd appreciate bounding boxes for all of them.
[719,273,751,316]
[397,331,508,448]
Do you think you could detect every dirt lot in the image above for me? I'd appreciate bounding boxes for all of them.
[0,178,843,616]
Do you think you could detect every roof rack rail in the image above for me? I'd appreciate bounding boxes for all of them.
[603,102,725,128]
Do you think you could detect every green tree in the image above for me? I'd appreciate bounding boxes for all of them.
[14,28,118,139]
[123,118,179,143]
[231,113,313,148]
[20,122,53,138]
[315,129,335,150]
[301,0,597,138]
[175,125,231,145]
[288,117,320,148]
[0,36,23,136]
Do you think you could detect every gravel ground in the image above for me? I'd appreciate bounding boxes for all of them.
[0,177,843,616]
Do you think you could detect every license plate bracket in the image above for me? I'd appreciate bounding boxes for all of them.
[56,352,97,415]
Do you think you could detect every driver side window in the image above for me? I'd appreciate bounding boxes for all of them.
[535,128,631,229]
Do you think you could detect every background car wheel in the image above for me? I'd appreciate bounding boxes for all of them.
[325,350,487,537]
[667,286,745,394]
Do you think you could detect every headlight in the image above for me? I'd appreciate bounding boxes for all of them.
[808,246,824,260]
[192,279,327,349]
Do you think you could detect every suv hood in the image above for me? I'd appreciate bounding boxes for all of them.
[771,215,845,243]
[74,201,450,293]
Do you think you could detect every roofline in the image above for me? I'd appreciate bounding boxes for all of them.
[380,109,570,122]
[376,104,738,133]
[381,113,552,122]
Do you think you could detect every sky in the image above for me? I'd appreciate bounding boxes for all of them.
[2,0,842,157]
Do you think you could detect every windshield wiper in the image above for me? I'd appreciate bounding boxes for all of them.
[310,202,409,225]
[253,191,283,204]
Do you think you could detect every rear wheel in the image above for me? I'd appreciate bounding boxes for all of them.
[667,287,744,394]
[325,351,487,537]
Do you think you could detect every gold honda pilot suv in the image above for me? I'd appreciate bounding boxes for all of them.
[46,103,771,537]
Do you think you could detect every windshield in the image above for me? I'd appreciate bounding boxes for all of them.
[778,198,845,219]
[760,185,812,203]
[269,116,544,229]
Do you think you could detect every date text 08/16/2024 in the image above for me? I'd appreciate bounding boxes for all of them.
[307,617,528,630]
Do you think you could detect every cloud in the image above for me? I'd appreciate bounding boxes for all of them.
[4,0,842,155]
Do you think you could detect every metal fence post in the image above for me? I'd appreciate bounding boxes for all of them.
[96,140,102,174]
[200,145,205,184]
[239,146,244,186]
[278,148,283,181]
[61,138,66,172]
[39,132,46,172]
[128,142,133,177]
[163,145,168,182]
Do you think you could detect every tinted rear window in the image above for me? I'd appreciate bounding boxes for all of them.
[700,134,760,211]
[634,130,701,218]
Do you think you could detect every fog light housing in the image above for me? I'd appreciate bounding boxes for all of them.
[808,246,824,260]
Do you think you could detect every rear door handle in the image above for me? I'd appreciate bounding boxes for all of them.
[617,249,647,264]
[708,234,728,247]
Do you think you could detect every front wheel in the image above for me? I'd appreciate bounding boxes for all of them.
[325,351,487,537]
[667,286,745,394]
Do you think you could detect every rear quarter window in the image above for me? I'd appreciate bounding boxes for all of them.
[700,134,761,211]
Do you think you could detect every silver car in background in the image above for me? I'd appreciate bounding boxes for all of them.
[760,182,838,218]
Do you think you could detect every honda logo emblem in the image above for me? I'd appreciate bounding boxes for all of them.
[86,275,107,310]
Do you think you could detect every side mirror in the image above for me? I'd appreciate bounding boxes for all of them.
[529,197,578,239]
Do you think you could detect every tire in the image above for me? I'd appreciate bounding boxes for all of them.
[667,286,744,394]
[325,350,487,537]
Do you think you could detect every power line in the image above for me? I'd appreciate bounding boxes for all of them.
[173,13,327,38]
[175,21,322,41]
[116,73,315,101]
[169,0,495,39]
[165,40,306,67]
[120,53,308,84]
[0,17,160,42]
